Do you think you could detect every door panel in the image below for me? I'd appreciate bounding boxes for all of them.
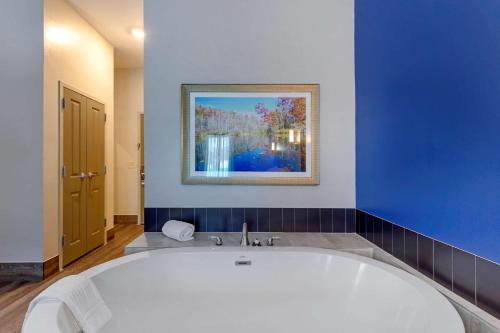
[62,88,105,266]
[62,88,87,266]
[86,98,105,251]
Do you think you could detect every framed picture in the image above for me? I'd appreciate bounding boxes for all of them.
[181,84,319,185]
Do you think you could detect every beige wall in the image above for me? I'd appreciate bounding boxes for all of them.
[44,0,114,260]
[114,68,144,216]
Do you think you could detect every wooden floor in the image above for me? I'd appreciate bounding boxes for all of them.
[0,224,143,333]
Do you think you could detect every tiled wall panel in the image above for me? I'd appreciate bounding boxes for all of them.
[145,208,356,234]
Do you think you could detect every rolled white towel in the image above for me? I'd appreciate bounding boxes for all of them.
[23,275,111,333]
[162,220,195,241]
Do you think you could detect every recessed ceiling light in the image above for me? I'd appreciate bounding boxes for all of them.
[131,28,145,39]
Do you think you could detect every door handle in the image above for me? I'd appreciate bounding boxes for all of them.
[88,171,99,178]
[70,172,87,180]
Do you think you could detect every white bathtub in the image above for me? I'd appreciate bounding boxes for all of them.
[23,247,464,333]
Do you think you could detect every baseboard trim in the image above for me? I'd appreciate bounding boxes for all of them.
[114,214,138,224]
[43,255,59,279]
[0,262,43,282]
[107,225,117,241]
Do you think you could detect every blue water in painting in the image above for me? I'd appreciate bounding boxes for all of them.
[232,148,300,172]
[195,136,304,172]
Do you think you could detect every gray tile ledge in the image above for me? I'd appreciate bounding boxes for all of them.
[125,232,372,255]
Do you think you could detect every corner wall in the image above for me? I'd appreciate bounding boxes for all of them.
[44,0,114,260]
[355,0,500,263]
[0,0,44,263]
[144,0,355,209]
[114,68,144,216]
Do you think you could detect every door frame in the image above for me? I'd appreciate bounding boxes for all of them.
[137,111,144,225]
[57,81,107,270]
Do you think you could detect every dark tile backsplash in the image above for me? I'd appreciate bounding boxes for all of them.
[355,209,500,320]
[452,248,476,304]
[433,240,452,290]
[145,207,356,234]
[404,229,418,270]
[417,234,433,279]
[156,208,170,231]
[269,209,283,232]
[373,217,383,248]
[194,208,207,232]
[257,208,270,233]
[230,208,244,232]
[346,209,356,232]
[392,225,405,261]
[382,221,393,254]
[320,208,333,233]
[294,208,308,232]
[366,215,374,243]
[308,209,320,233]
[282,208,295,232]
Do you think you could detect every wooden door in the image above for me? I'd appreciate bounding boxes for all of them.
[62,88,105,266]
[62,88,87,266]
[86,98,105,251]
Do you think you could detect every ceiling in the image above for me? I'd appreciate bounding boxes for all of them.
[67,0,143,68]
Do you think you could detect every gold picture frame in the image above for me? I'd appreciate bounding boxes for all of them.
[182,84,319,185]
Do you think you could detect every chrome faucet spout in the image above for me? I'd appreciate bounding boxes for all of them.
[240,222,250,247]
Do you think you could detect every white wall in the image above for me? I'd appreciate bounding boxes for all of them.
[145,0,355,208]
[114,68,144,215]
[0,0,44,262]
[44,0,114,260]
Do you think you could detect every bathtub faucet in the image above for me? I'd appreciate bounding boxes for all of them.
[240,222,250,247]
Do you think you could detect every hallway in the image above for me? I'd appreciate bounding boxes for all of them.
[0,224,143,333]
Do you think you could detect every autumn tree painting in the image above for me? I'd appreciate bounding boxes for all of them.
[195,97,307,173]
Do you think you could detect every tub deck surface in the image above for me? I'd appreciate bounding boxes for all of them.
[125,232,374,257]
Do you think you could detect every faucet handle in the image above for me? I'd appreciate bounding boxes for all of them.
[266,236,281,246]
[209,235,223,246]
[251,239,262,247]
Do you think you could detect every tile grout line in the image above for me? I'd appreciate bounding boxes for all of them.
[319,208,322,233]
[344,209,347,234]
[403,228,406,262]
[451,248,455,293]
[306,208,309,232]
[281,208,284,232]
[194,208,197,231]
[293,208,296,232]
[417,232,419,270]
[256,208,259,232]
[268,208,270,233]
[331,209,334,233]
[432,239,435,280]
[381,218,384,247]
[474,256,477,305]
[230,208,233,233]
[155,208,158,232]
[391,223,394,254]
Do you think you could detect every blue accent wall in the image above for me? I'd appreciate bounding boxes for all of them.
[355,0,500,263]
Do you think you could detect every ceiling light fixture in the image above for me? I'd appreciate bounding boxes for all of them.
[131,28,145,39]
